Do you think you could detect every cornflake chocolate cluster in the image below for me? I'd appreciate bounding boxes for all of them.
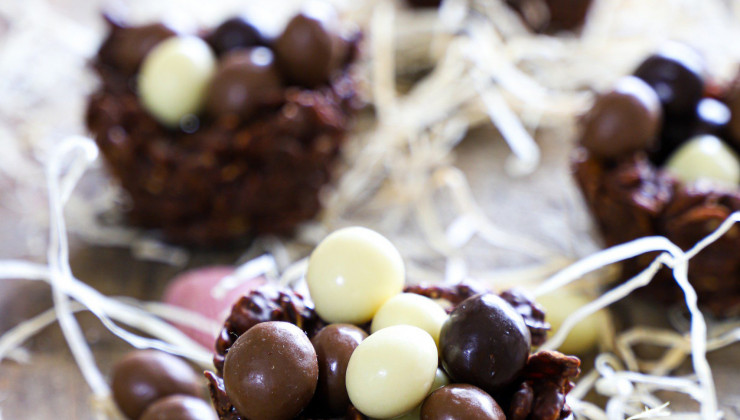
[206,227,581,420]
[86,9,361,245]
[573,42,740,316]
[405,0,592,34]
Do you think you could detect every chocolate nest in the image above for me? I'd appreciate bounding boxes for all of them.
[206,283,579,420]
[86,19,361,246]
[573,74,740,316]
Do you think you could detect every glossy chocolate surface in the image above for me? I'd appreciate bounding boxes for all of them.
[420,384,505,420]
[223,321,318,420]
[110,350,201,419]
[580,76,662,159]
[633,43,705,116]
[207,17,263,55]
[140,395,217,420]
[274,13,348,87]
[439,293,531,395]
[99,20,176,76]
[205,47,282,118]
[310,324,368,416]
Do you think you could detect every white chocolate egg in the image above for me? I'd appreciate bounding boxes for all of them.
[346,325,438,419]
[306,227,405,324]
[664,135,740,187]
[537,289,609,355]
[371,293,448,347]
[138,36,216,127]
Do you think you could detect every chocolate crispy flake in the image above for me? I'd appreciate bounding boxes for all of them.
[508,351,581,420]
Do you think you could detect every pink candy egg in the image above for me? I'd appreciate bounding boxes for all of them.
[162,266,266,349]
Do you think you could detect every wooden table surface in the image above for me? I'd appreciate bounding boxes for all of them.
[2,130,740,419]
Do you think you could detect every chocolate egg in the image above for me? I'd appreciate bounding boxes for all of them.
[110,350,201,419]
[633,43,705,116]
[346,325,438,419]
[306,227,405,324]
[274,11,348,87]
[664,134,740,187]
[371,293,448,347]
[420,384,505,420]
[138,36,216,127]
[207,17,263,55]
[99,21,177,75]
[310,324,368,415]
[223,321,318,420]
[439,293,531,395]
[204,47,283,119]
[580,76,662,159]
[139,395,217,420]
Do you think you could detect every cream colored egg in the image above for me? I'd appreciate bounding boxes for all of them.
[371,293,448,347]
[306,227,405,324]
[370,368,449,420]
[138,36,216,127]
[346,325,438,419]
[664,135,740,187]
[537,289,609,355]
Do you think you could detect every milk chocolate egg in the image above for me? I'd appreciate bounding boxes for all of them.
[223,321,318,420]
[111,350,201,419]
[420,384,505,420]
[204,47,282,119]
[140,395,217,420]
[311,324,368,415]
[580,76,662,159]
[274,10,348,87]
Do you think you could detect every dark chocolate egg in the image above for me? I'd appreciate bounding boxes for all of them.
[580,76,662,159]
[207,16,264,55]
[99,21,177,76]
[274,12,348,87]
[223,321,319,420]
[654,97,731,164]
[205,47,283,119]
[110,350,201,419]
[420,384,505,420]
[310,324,368,415]
[140,395,217,420]
[439,293,531,395]
[633,43,705,116]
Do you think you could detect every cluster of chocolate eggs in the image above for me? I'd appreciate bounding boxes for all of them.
[573,43,740,314]
[86,9,360,245]
[110,350,216,420]
[207,227,580,420]
[406,0,592,34]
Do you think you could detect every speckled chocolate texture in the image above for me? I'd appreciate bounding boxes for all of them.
[206,283,575,420]
[573,70,740,316]
[86,18,360,246]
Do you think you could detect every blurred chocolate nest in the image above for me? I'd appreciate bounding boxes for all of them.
[406,0,592,34]
[86,14,361,246]
[573,43,740,316]
[206,283,579,420]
